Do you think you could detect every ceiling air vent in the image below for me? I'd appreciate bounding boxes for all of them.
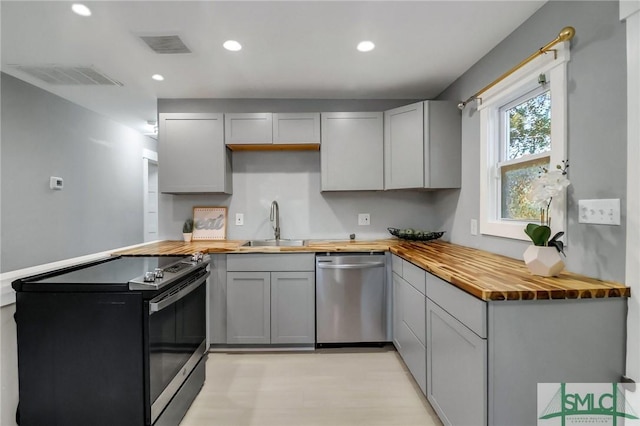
[139,35,191,54]
[11,65,123,86]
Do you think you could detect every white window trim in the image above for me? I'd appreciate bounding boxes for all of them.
[479,42,570,241]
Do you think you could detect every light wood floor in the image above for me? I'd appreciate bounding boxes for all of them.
[180,346,443,426]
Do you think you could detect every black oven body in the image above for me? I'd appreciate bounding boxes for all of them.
[12,256,208,426]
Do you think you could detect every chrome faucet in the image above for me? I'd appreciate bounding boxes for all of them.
[270,200,280,240]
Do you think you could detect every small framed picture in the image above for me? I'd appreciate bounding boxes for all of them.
[192,207,227,240]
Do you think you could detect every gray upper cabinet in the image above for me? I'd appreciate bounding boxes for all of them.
[384,102,424,189]
[158,113,232,194]
[224,113,273,144]
[273,113,321,144]
[384,101,461,189]
[321,112,384,191]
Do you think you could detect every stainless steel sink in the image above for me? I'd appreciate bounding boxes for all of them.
[242,239,307,247]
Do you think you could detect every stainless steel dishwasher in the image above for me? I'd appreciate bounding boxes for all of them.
[316,253,388,344]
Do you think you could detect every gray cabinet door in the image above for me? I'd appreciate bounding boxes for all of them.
[392,273,403,350]
[424,101,461,189]
[403,279,426,346]
[158,113,231,194]
[394,274,426,395]
[426,298,487,426]
[273,113,320,144]
[321,112,384,191]
[226,272,271,344]
[271,272,315,344]
[384,102,424,189]
[225,113,273,144]
[209,254,227,345]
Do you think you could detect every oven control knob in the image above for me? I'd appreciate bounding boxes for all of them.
[191,252,203,263]
[143,271,156,282]
[154,268,164,279]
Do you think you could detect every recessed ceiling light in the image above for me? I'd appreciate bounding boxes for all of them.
[223,40,242,52]
[151,74,164,81]
[71,3,92,17]
[357,41,375,52]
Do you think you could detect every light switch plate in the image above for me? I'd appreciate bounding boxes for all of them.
[358,213,370,226]
[235,213,244,226]
[470,219,478,235]
[578,199,621,225]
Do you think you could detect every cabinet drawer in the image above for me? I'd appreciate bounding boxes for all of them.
[403,260,426,295]
[391,255,403,276]
[426,273,486,338]
[227,253,315,272]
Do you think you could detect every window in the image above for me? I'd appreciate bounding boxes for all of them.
[499,87,551,222]
[479,43,569,240]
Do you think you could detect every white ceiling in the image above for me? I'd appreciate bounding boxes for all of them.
[1,1,546,136]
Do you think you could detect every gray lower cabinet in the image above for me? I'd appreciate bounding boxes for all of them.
[487,298,625,425]
[226,253,315,345]
[226,272,271,344]
[271,272,315,344]
[320,112,384,191]
[392,275,402,350]
[158,113,232,194]
[392,255,427,395]
[421,269,625,426]
[426,298,487,426]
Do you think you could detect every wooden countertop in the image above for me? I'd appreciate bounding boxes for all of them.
[112,239,400,255]
[390,241,629,301]
[112,239,629,302]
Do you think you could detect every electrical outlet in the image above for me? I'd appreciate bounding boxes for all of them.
[235,213,244,226]
[358,213,370,226]
[470,219,478,235]
[578,199,620,225]
[49,176,64,190]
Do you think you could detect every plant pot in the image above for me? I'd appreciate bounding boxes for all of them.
[183,233,193,243]
[523,245,564,277]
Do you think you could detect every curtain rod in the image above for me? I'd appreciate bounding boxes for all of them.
[457,26,575,110]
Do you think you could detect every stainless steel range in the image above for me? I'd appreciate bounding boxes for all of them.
[12,253,210,426]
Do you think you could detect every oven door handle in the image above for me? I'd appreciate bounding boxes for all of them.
[149,271,210,314]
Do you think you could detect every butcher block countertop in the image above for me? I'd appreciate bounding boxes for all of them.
[113,239,629,302]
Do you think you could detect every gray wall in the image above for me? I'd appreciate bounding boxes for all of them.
[158,99,440,241]
[435,1,627,282]
[1,73,153,271]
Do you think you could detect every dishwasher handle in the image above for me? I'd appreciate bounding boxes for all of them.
[316,262,385,270]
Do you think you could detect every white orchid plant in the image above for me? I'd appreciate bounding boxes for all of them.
[524,160,570,255]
